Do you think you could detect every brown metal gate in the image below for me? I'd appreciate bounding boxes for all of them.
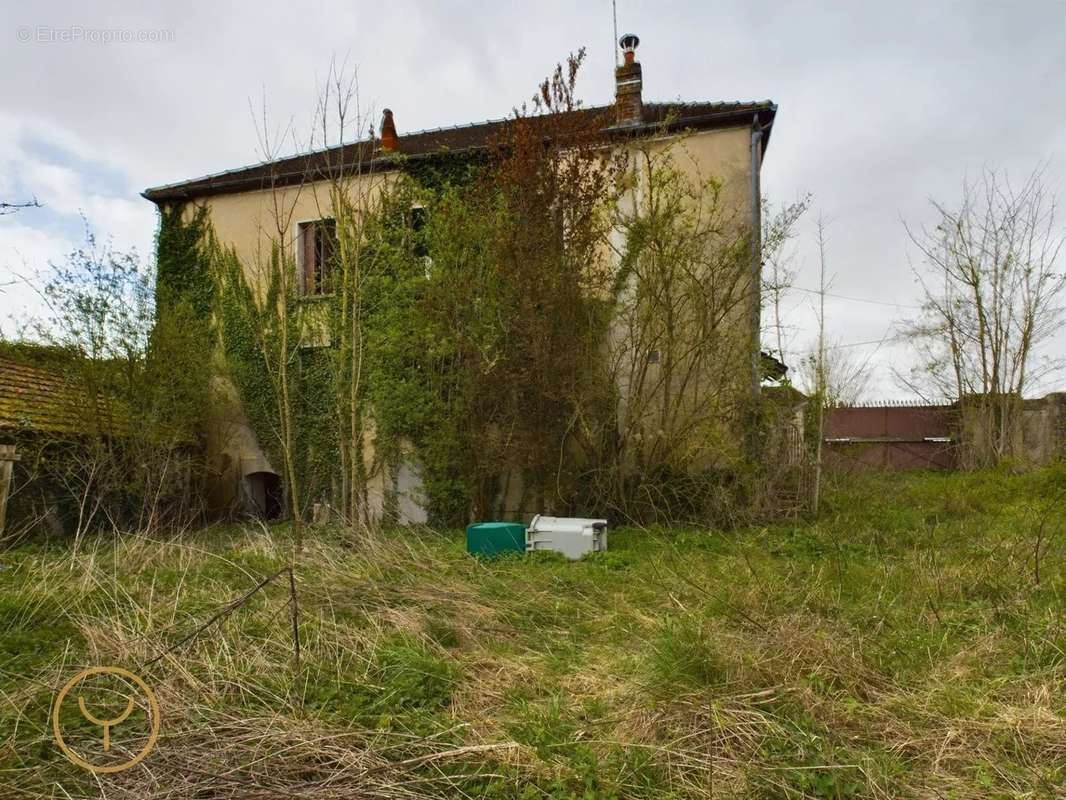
[823,403,957,471]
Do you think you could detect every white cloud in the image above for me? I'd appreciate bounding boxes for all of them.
[0,218,77,334]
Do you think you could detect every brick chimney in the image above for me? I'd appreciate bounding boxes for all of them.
[615,34,642,127]
[380,108,398,152]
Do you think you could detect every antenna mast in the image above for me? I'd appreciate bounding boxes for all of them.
[612,0,619,66]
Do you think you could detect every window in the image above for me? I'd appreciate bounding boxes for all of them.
[298,219,337,295]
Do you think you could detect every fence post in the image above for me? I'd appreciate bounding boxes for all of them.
[0,444,18,537]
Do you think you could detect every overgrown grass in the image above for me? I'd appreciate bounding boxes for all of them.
[1,466,1064,798]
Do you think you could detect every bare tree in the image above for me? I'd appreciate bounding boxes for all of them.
[901,166,1066,465]
[796,337,871,407]
[308,61,388,528]
[214,60,393,538]
[809,216,830,514]
[761,194,812,367]
[243,94,308,545]
[588,133,757,521]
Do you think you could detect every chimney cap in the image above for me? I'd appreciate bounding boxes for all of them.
[619,33,639,54]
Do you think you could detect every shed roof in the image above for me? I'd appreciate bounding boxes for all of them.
[0,351,128,437]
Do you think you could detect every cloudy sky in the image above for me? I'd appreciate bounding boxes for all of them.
[2,1,1064,398]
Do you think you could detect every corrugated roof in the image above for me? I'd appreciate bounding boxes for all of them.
[143,101,776,203]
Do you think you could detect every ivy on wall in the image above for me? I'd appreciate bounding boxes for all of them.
[156,203,213,317]
[402,150,488,194]
[154,173,509,526]
[359,180,492,527]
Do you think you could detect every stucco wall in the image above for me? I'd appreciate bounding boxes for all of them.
[200,127,752,289]
[608,126,757,474]
[194,170,394,293]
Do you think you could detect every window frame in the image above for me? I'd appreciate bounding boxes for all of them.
[294,217,338,297]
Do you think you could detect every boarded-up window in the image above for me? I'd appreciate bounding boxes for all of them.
[299,219,337,295]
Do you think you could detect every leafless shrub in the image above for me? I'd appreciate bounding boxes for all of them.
[900,166,1066,466]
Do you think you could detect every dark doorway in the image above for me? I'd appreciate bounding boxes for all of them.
[246,471,283,520]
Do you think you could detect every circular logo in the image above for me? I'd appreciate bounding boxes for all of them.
[52,666,160,774]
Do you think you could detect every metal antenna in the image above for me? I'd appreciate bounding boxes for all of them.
[612,0,619,66]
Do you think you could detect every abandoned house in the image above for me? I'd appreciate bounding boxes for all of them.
[142,36,782,523]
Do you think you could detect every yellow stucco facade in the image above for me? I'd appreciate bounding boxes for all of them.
[201,127,752,281]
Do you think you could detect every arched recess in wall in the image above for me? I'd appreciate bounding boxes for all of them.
[244,471,283,520]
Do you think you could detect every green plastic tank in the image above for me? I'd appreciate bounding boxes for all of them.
[466,522,526,557]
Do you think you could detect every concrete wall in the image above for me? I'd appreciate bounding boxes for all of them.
[959,392,1066,468]
[1020,393,1066,464]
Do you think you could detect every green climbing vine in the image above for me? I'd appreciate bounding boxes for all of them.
[156,203,214,317]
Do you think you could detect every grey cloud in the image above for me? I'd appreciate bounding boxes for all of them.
[2,0,1063,394]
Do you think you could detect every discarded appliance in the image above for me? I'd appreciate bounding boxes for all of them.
[465,521,526,557]
[525,515,608,560]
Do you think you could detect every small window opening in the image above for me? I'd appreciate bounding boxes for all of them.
[299,219,337,295]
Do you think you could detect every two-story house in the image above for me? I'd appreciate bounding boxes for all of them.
[143,36,779,523]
